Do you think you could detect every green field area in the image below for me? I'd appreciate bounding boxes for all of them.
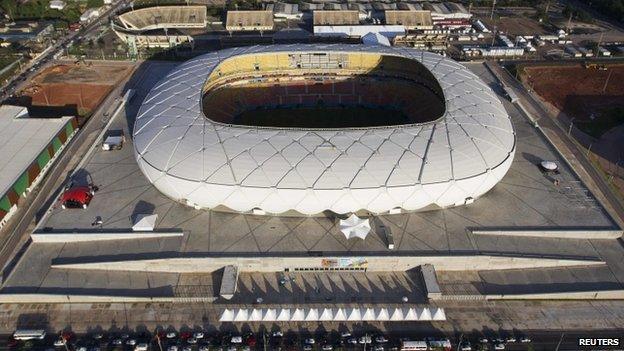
[234,106,410,128]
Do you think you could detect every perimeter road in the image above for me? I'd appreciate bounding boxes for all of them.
[0,62,139,284]
[486,61,624,228]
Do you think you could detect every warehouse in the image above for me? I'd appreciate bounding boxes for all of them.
[0,105,77,228]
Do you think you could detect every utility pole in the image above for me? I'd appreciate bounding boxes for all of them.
[596,31,604,56]
[490,0,496,20]
[566,12,573,34]
[602,69,613,93]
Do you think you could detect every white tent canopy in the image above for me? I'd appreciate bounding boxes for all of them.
[339,214,371,240]
[132,213,158,231]
[362,32,391,46]
[219,307,445,322]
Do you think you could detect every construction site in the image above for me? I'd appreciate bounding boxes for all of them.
[16,61,135,117]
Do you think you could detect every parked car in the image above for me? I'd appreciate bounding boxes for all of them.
[304,338,315,344]
[230,336,242,344]
[186,338,197,345]
[494,343,506,350]
[60,185,94,209]
[321,344,333,350]
[375,335,388,343]
[193,332,204,339]
[459,341,472,351]
[346,337,358,345]
[166,346,178,351]
[303,346,312,351]
[359,336,372,344]
[520,336,532,343]
[166,332,177,339]
[134,344,148,351]
[506,336,516,343]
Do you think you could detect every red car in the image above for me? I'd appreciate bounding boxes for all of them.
[60,186,94,209]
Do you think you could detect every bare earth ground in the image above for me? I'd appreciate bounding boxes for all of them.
[20,62,135,114]
[481,16,548,35]
[521,63,624,207]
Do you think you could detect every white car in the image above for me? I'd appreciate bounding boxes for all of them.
[520,336,532,343]
[304,338,315,344]
[340,332,351,338]
[135,343,148,351]
[111,339,123,346]
[459,342,472,351]
[506,337,516,343]
[193,332,204,339]
[494,343,506,350]
[77,347,87,351]
[182,346,192,351]
[373,346,384,351]
[167,346,178,351]
[321,344,333,351]
[166,332,177,339]
[198,346,209,351]
[186,338,197,344]
[303,346,312,351]
[359,336,372,344]
[272,331,283,337]
[53,339,65,347]
[231,336,243,344]
[375,336,388,343]
[346,337,358,344]
[479,337,488,343]
[126,339,137,346]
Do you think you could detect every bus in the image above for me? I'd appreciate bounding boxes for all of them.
[13,329,46,340]
[400,340,428,351]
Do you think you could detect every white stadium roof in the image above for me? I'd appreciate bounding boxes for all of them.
[134,44,515,215]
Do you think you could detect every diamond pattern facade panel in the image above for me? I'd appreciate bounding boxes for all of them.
[134,44,515,215]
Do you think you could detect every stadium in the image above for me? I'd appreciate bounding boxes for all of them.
[112,6,206,50]
[134,44,516,215]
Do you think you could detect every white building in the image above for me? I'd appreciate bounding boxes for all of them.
[49,0,65,10]
[80,8,100,23]
[133,45,515,215]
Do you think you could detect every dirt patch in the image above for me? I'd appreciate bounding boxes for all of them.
[482,16,549,35]
[522,63,624,126]
[19,62,135,116]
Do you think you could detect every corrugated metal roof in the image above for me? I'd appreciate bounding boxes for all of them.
[0,105,73,197]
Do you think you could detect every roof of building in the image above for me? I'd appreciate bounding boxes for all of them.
[266,2,300,14]
[0,105,73,197]
[133,44,515,215]
[384,10,432,27]
[313,10,359,25]
[226,10,274,28]
[115,6,206,32]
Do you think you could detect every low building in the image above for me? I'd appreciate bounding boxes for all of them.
[384,10,433,30]
[314,24,405,39]
[0,105,77,228]
[313,10,359,26]
[265,2,302,20]
[80,8,100,22]
[0,21,53,43]
[49,0,65,10]
[225,11,274,32]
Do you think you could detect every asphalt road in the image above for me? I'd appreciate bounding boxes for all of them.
[0,330,622,351]
[0,0,127,100]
